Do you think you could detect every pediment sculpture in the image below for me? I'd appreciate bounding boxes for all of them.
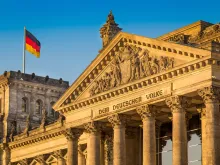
[189,23,220,43]
[90,44,174,96]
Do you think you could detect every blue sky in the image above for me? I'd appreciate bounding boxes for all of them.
[0,0,219,84]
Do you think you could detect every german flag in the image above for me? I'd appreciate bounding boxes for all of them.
[25,30,41,58]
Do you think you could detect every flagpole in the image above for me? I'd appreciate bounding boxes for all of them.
[23,26,26,74]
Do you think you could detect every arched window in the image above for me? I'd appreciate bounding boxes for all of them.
[36,99,43,115]
[22,97,28,112]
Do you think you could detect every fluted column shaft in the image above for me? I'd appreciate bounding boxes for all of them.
[64,128,82,165]
[84,121,101,165]
[198,86,220,165]
[78,146,86,165]
[166,96,190,165]
[108,114,130,165]
[137,105,156,165]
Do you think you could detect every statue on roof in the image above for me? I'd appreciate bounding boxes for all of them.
[100,11,122,48]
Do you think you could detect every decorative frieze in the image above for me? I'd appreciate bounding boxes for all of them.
[189,23,220,43]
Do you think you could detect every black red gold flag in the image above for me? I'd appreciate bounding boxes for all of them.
[25,30,41,58]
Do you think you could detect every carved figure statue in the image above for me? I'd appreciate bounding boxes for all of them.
[140,51,152,77]
[131,53,140,80]
[150,57,159,74]
[40,108,48,128]
[23,114,31,134]
[9,120,17,141]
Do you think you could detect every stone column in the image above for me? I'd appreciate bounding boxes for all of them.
[166,96,190,165]
[107,114,130,165]
[197,105,206,164]
[78,145,86,165]
[125,127,138,165]
[137,105,157,165]
[2,144,10,165]
[198,86,220,165]
[84,121,102,165]
[54,150,65,165]
[64,128,83,165]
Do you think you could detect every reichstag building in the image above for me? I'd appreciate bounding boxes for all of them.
[1,11,220,165]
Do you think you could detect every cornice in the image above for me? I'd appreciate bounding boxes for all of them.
[9,122,65,150]
[10,80,65,94]
[57,55,218,114]
[54,31,211,111]
[157,20,213,40]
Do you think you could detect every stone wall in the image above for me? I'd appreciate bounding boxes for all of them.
[0,71,69,142]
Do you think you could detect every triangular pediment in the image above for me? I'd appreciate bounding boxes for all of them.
[53,32,211,112]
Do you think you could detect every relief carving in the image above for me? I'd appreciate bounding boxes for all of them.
[168,33,187,44]
[189,23,220,43]
[90,44,175,96]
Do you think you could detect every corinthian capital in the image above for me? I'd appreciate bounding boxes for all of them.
[107,114,131,128]
[198,86,220,103]
[136,105,159,120]
[84,121,102,134]
[165,96,191,113]
[64,128,83,141]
